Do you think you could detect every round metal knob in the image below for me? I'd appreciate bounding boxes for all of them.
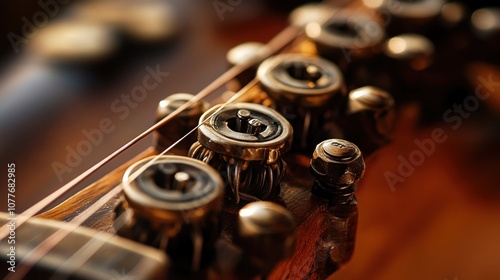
[189,103,292,203]
[236,201,296,275]
[310,139,365,203]
[343,86,396,156]
[258,53,344,149]
[154,93,208,151]
[258,54,344,108]
[384,33,434,70]
[374,0,445,20]
[304,8,385,60]
[227,42,269,66]
[196,103,292,164]
[121,155,224,272]
[368,0,446,36]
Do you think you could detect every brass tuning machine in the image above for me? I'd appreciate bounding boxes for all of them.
[154,93,209,151]
[258,53,345,150]
[115,155,224,272]
[189,102,293,203]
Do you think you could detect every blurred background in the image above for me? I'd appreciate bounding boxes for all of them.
[0,0,499,279]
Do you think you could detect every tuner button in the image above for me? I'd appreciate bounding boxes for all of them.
[304,8,385,65]
[227,42,268,67]
[369,0,446,36]
[310,139,365,204]
[258,53,345,149]
[154,93,209,151]
[235,201,296,275]
[119,155,224,272]
[289,3,330,27]
[384,33,434,71]
[189,103,292,203]
[226,42,270,92]
[341,86,395,156]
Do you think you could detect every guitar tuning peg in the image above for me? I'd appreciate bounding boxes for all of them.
[302,8,386,70]
[154,93,209,152]
[366,0,446,36]
[340,86,395,156]
[257,53,345,150]
[189,103,293,203]
[310,139,365,204]
[235,201,296,276]
[226,42,269,92]
[117,155,224,272]
[384,33,435,71]
[308,139,363,277]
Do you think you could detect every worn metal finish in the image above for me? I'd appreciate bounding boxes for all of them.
[258,53,345,149]
[384,33,434,70]
[154,93,209,151]
[341,86,395,156]
[258,54,344,108]
[310,139,365,204]
[235,201,296,275]
[304,8,385,60]
[117,155,224,272]
[189,103,292,203]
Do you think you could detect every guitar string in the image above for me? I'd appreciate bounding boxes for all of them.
[8,77,260,280]
[5,25,301,279]
[0,24,300,241]
[48,210,130,280]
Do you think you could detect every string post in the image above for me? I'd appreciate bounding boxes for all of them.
[189,102,293,204]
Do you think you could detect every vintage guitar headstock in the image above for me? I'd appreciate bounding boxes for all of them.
[2,0,499,279]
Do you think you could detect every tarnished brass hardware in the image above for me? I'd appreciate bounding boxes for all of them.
[235,201,296,275]
[116,155,224,272]
[226,42,270,92]
[310,139,365,204]
[258,53,345,149]
[374,0,445,19]
[289,3,330,27]
[154,93,209,151]
[189,103,292,203]
[340,86,395,156]
[308,139,365,276]
[370,0,446,35]
[384,33,434,71]
[303,8,385,65]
